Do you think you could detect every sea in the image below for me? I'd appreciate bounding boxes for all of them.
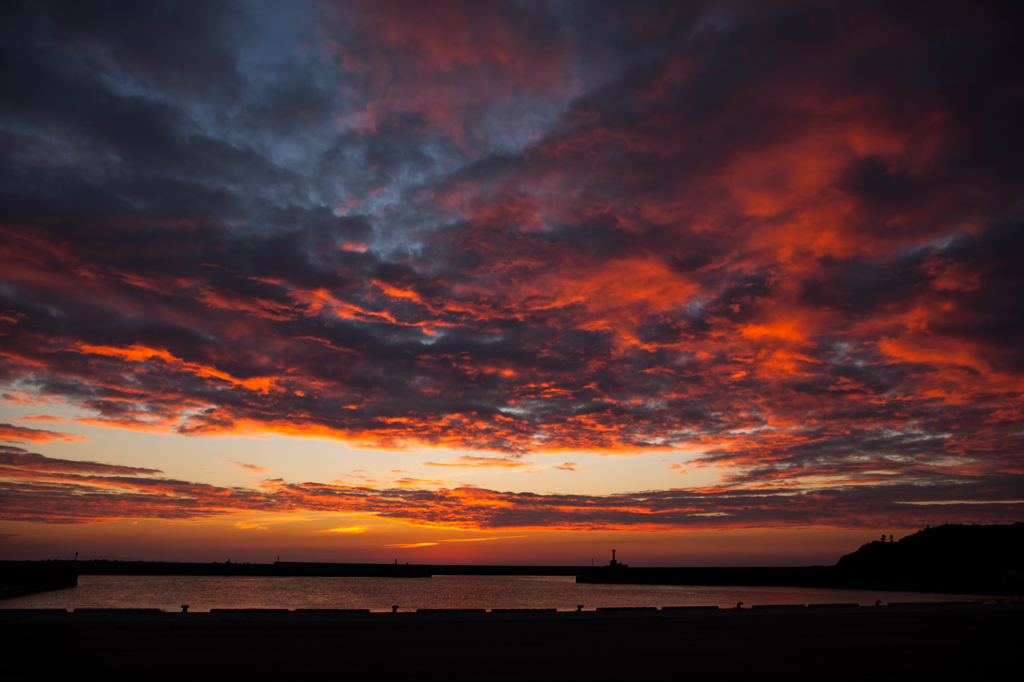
[0,575,996,612]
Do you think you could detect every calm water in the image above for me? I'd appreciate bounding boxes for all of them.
[1,575,993,612]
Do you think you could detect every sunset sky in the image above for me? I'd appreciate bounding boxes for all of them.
[1,0,1022,565]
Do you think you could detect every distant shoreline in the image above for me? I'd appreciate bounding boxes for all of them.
[4,558,1022,595]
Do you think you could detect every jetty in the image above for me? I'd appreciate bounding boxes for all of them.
[0,565,77,599]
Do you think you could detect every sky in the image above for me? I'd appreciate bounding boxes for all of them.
[1,0,1022,566]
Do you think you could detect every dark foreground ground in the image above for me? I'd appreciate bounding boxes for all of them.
[3,604,1019,678]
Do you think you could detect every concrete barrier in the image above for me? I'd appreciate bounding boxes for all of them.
[74,608,163,612]
[887,601,982,607]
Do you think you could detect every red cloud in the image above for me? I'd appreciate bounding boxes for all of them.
[0,446,161,476]
[0,424,86,444]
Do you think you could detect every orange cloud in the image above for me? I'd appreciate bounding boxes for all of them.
[225,460,273,475]
[423,456,527,469]
[0,423,86,444]
[325,526,368,533]
[384,542,439,548]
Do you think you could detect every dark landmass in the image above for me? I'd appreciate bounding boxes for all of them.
[836,523,1024,574]
[4,522,1022,597]
[1,605,1020,678]
[831,522,1024,594]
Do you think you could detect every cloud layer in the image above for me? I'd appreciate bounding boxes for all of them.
[1,1,1022,526]
[1,447,1020,529]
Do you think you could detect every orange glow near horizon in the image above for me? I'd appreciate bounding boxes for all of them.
[0,512,928,566]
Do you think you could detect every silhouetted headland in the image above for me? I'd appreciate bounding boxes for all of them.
[832,522,1024,593]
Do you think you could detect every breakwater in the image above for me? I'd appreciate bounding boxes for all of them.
[1,560,433,578]
[0,566,77,599]
[576,566,835,586]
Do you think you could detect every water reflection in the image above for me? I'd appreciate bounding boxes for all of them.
[2,575,991,612]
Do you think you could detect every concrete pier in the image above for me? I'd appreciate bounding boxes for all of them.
[2,602,1019,677]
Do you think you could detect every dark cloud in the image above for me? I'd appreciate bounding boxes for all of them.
[0,445,161,476]
[1,1,1022,526]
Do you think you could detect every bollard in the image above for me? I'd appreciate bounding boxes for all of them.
[181,605,189,613]
[392,605,399,613]
[736,602,743,609]
[576,605,584,612]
